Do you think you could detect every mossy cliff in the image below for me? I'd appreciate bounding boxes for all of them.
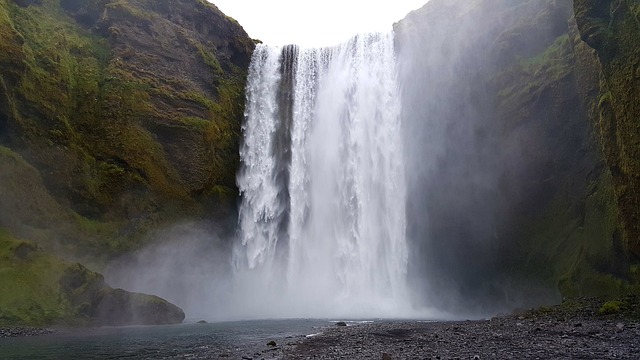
[0,0,253,325]
[574,0,640,262]
[0,0,254,261]
[396,0,639,313]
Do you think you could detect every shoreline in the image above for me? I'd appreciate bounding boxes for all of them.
[283,318,639,359]
[283,297,640,359]
[2,297,638,359]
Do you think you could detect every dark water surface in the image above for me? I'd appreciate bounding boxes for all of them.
[0,319,330,359]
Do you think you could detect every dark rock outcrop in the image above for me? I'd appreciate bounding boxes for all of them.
[59,262,186,326]
[94,288,185,326]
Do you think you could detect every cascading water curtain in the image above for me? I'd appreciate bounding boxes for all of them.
[235,32,411,318]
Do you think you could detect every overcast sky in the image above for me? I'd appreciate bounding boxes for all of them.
[209,0,429,47]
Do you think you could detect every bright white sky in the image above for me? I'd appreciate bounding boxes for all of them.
[209,0,429,47]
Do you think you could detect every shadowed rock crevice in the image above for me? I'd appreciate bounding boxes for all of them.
[0,102,8,142]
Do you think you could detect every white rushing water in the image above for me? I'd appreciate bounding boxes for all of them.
[234,32,411,318]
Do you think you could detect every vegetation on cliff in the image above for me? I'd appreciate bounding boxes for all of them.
[574,0,640,263]
[0,0,253,325]
[0,0,254,262]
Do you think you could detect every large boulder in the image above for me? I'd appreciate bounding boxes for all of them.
[95,289,185,326]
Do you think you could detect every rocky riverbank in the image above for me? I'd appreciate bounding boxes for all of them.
[283,298,640,360]
[283,318,639,359]
[2,298,638,360]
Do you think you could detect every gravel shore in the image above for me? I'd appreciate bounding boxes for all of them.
[281,298,640,360]
[282,318,639,359]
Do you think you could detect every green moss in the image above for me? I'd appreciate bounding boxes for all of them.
[520,165,626,298]
[598,90,612,108]
[105,0,153,21]
[183,91,218,110]
[0,144,18,158]
[574,0,640,260]
[0,0,26,77]
[177,116,209,129]
[496,34,574,120]
[72,214,126,255]
[0,228,184,326]
[205,78,244,186]
[195,44,224,76]
[0,230,70,325]
[520,34,572,69]
[598,300,622,315]
[8,0,109,121]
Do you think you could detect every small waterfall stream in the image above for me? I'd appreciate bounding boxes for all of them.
[235,32,410,317]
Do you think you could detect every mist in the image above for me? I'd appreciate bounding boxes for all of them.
[103,222,236,320]
[395,0,579,314]
[103,221,448,321]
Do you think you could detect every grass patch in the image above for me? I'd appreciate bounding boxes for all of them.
[0,229,71,325]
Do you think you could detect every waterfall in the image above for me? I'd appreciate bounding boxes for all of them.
[235,32,410,318]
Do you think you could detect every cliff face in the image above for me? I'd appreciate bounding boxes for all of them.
[0,0,253,325]
[0,0,254,260]
[574,0,640,261]
[396,0,638,313]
